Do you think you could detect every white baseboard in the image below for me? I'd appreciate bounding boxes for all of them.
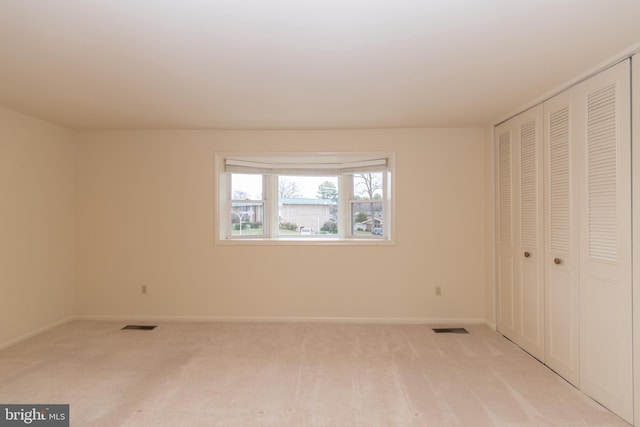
[0,316,74,351]
[73,314,489,325]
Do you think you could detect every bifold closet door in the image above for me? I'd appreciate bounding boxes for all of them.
[496,120,516,340]
[543,85,581,387]
[496,105,544,361]
[544,59,632,422]
[577,60,632,423]
[515,106,544,361]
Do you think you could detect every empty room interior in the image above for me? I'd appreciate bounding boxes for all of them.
[2,1,640,426]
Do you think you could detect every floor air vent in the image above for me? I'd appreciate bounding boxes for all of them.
[432,327,469,334]
[121,325,157,331]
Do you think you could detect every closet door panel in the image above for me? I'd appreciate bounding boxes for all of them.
[496,105,544,360]
[543,95,580,386]
[578,60,632,423]
[496,126,516,338]
[516,106,544,360]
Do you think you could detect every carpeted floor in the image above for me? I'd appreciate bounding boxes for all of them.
[0,321,629,426]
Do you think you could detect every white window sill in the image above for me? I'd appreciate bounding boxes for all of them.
[215,237,396,246]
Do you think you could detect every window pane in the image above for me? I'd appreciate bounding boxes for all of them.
[351,201,383,237]
[353,172,383,200]
[230,174,263,236]
[278,176,338,237]
[231,202,264,236]
[351,172,384,237]
[231,174,262,200]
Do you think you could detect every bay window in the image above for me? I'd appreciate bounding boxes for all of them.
[216,152,394,244]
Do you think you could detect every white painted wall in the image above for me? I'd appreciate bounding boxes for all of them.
[75,128,487,322]
[0,106,76,348]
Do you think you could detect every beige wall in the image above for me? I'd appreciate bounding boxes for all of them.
[0,107,76,348]
[76,128,486,322]
[0,113,487,348]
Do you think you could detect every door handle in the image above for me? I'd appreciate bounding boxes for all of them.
[524,251,530,258]
[554,258,562,265]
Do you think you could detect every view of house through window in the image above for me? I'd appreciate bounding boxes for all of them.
[230,174,264,236]
[278,176,338,237]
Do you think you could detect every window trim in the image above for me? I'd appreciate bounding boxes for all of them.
[215,152,396,245]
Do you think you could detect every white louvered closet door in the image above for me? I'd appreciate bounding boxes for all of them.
[543,87,580,387]
[498,58,632,423]
[495,123,516,339]
[515,106,544,361]
[577,60,632,423]
[495,106,544,361]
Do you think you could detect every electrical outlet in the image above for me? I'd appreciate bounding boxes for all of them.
[141,284,148,295]
[435,286,442,297]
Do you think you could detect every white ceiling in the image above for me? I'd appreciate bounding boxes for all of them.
[1,1,640,130]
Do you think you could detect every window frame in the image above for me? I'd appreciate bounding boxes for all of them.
[215,152,396,245]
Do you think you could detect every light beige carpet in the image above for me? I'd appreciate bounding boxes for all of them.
[0,322,629,426]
